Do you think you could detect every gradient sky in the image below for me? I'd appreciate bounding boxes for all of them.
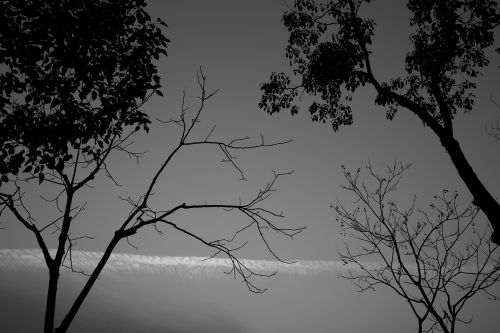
[1,0,500,332]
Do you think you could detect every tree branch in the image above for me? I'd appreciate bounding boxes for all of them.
[337,162,500,332]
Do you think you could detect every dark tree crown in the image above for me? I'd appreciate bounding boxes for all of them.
[259,0,499,131]
[0,0,169,185]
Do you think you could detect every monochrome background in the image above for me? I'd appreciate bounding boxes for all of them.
[1,1,500,332]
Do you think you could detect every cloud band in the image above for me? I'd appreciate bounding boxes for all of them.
[0,249,345,278]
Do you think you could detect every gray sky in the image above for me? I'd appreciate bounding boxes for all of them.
[1,249,498,332]
[1,0,500,332]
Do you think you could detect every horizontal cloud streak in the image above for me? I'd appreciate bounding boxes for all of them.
[0,249,484,282]
[0,249,352,279]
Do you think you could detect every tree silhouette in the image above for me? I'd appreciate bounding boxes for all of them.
[0,0,168,184]
[259,0,500,243]
[0,1,303,332]
[336,163,500,333]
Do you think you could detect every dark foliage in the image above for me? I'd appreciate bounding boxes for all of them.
[0,0,169,186]
[260,0,498,129]
[0,4,300,331]
[260,0,500,244]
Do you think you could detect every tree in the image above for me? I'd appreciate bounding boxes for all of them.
[0,1,303,332]
[335,163,500,333]
[259,0,500,244]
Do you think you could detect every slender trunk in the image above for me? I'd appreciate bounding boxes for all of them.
[44,267,60,333]
[377,75,500,243]
[55,235,121,333]
[417,320,423,333]
[440,135,500,244]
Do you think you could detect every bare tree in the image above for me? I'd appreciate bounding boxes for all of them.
[335,163,500,333]
[0,70,304,333]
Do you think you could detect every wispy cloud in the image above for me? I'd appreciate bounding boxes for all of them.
[1,249,484,281]
[0,249,348,278]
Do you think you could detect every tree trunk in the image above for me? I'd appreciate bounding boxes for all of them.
[441,135,500,244]
[55,235,121,333]
[44,268,60,333]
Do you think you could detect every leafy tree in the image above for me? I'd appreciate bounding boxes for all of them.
[0,1,302,332]
[336,163,500,333]
[0,0,168,183]
[259,0,500,243]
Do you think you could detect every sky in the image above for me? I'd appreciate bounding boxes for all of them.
[1,0,500,332]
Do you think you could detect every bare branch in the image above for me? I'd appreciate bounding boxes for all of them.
[54,70,300,331]
[337,163,500,333]
[119,170,304,279]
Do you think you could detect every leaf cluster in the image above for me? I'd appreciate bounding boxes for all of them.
[0,0,169,186]
[260,0,499,130]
